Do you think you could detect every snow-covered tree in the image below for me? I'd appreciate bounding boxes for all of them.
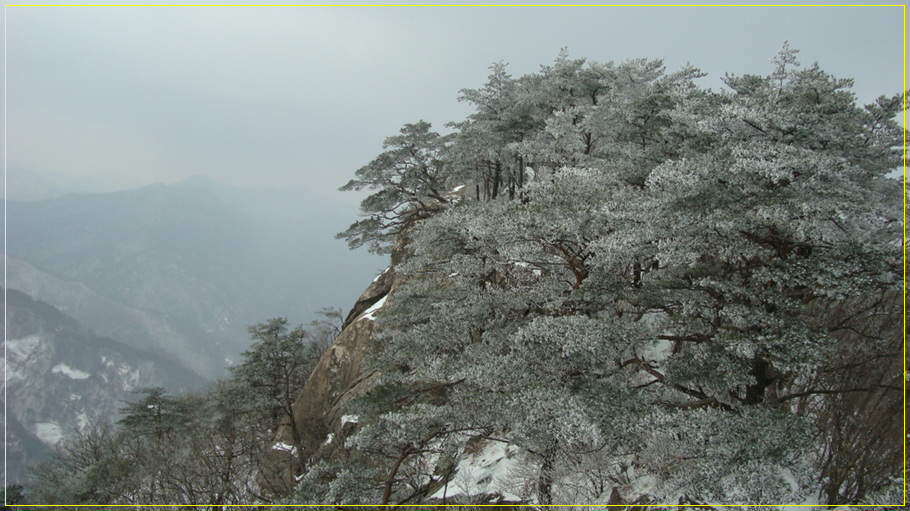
[337,121,455,253]
[230,318,317,466]
[319,46,906,506]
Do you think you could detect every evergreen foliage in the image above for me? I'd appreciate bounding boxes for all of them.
[337,121,455,253]
[326,46,906,505]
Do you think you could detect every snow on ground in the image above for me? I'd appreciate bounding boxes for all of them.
[6,335,41,360]
[5,336,45,381]
[359,296,388,321]
[444,184,468,203]
[51,363,91,380]
[35,422,64,445]
[639,338,672,364]
[430,440,524,502]
[341,414,359,426]
[513,261,542,277]
[75,411,90,430]
[271,442,297,455]
[116,364,141,388]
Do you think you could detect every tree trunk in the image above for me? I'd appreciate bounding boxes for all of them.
[744,358,770,405]
[537,450,555,505]
[382,445,411,505]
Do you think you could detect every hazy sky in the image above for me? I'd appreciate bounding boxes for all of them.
[5,4,905,203]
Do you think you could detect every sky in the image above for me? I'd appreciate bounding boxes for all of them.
[4,4,906,205]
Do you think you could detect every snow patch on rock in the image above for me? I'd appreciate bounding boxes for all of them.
[6,335,41,360]
[373,267,391,283]
[52,363,91,380]
[76,411,90,430]
[35,422,64,445]
[359,295,388,322]
[271,442,298,455]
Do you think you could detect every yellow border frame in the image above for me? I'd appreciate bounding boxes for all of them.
[2,3,906,508]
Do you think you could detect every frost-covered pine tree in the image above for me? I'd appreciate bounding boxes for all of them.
[337,121,455,253]
[319,46,905,506]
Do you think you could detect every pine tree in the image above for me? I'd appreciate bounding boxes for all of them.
[230,318,314,465]
[337,121,455,253]
[321,46,906,505]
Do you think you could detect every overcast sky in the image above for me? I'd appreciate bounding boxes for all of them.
[5,5,905,204]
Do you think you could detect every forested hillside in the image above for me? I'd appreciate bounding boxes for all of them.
[11,46,905,507]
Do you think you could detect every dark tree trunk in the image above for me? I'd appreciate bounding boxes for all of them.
[382,446,411,505]
[537,450,556,505]
[744,358,770,405]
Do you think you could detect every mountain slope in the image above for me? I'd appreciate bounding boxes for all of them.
[4,289,206,483]
[6,182,384,377]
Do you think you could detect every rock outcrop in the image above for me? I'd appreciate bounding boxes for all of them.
[267,254,402,493]
[266,200,465,497]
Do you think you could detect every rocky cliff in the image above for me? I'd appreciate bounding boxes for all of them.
[264,231,413,495]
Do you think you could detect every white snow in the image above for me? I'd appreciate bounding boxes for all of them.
[444,184,467,203]
[76,411,90,430]
[51,363,91,380]
[359,295,388,322]
[324,433,334,445]
[35,422,64,445]
[373,267,391,283]
[513,261,542,277]
[6,335,41,360]
[430,440,523,502]
[271,442,298,455]
[639,339,672,365]
[116,364,141,387]
[341,414,359,426]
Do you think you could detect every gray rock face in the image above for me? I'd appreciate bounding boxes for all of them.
[263,235,408,497]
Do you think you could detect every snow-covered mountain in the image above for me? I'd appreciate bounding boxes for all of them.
[4,289,206,483]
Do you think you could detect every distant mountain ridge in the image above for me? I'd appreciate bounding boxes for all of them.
[7,183,264,376]
[6,166,147,201]
[6,176,384,377]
